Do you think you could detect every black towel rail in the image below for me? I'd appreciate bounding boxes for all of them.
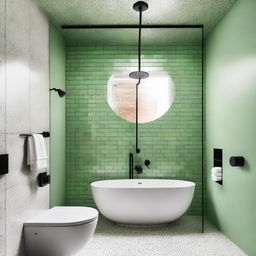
[20,131,50,138]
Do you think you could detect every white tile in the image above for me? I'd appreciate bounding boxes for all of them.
[30,0,49,133]
[0,0,5,134]
[5,0,30,134]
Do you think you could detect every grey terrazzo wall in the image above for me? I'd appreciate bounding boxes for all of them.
[0,0,49,255]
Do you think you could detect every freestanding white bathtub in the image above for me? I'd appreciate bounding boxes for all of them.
[91,179,195,226]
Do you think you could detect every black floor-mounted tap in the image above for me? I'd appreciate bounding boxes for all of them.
[129,153,134,179]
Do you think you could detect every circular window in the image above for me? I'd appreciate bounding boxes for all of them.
[107,72,175,123]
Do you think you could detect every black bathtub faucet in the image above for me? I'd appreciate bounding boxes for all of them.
[129,153,151,178]
[135,164,143,174]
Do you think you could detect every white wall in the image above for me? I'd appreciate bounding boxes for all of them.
[0,0,49,255]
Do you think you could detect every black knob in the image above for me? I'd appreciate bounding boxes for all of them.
[230,156,245,167]
[42,131,50,137]
[144,160,150,168]
[135,165,143,174]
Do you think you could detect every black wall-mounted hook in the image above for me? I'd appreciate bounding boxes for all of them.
[37,172,50,187]
[0,154,8,175]
[230,156,245,167]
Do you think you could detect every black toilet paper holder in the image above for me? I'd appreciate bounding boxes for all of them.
[213,148,223,185]
[229,156,245,167]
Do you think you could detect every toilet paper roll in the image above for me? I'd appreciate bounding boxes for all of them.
[211,167,222,175]
[211,173,222,181]
[213,172,222,178]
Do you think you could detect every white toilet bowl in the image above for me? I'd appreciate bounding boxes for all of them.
[24,206,98,256]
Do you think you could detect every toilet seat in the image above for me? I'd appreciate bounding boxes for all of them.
[24,207,98,227]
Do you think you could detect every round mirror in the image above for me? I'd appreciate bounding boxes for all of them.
[107,72,175,123]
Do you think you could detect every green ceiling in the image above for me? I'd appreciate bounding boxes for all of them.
[35,0,236,45]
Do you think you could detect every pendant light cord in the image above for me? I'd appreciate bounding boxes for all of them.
[136,6,142,154]
[136,79,140,153]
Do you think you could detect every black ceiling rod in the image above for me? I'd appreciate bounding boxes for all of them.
[61,24,203,29]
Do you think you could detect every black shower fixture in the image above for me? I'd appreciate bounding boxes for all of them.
[129,1,149,154]
[50,88,66,97]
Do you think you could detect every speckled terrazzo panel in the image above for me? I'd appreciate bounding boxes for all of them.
[35,0,236,45]
[65,45,202,215]
[75,216,246,256]
[0,0,49,255]
[0,0,6,255]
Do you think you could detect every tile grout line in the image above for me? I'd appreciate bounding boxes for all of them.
[4,0,6,254]
[29,0,32,135]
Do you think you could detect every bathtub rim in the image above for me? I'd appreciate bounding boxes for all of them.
[91,179,195,189]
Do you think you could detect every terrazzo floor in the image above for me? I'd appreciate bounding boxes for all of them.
[76,216,246,256]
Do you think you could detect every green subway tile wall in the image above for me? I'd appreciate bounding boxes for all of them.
[206,0,256,254]
[66,45,202,215]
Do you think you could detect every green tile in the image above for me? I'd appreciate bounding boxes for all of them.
[65,45,202,215]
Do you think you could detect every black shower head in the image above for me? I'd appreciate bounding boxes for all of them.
[50,88,66,97]
[58,90,66,97]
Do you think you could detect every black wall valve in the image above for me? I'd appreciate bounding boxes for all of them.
[229,156,245,167]
[144,159,150,168]
[135,164,143,174]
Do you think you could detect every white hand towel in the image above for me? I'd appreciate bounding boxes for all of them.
[211,167,222,175]
[27,134,48,171]
[211,173,222,181]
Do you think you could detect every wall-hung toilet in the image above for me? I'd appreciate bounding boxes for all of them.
[24,207,98,256]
